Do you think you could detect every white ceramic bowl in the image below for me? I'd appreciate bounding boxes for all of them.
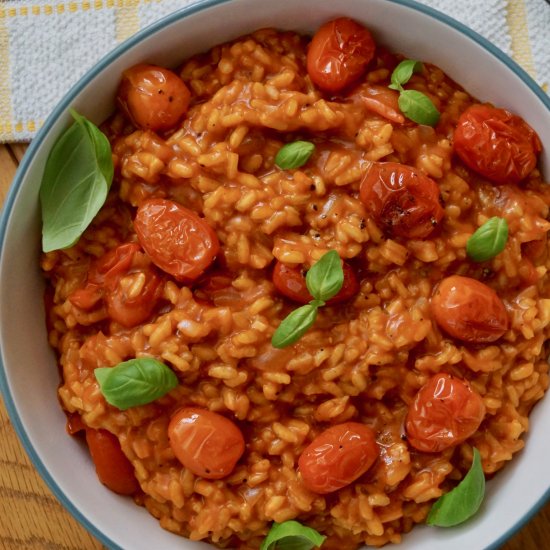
[1,1,549,549]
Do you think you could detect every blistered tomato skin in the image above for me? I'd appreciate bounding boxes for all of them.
[306,18,376,93]
[272,261,359,304]
[298,422,379,494]
[360,162,444,239]
[405,373,486,453]
[454,104,542,185]
[430,275,509,343]
[168,408,245,479]
[117,64,191,131]
[134,199,220,282]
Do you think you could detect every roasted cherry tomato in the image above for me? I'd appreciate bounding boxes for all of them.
[134,199,220,282]
[405,373,486,453]
[68,242,163,327]
[360,162,444,239]
[306,18,376,93]
[69,244,142,310]
[168,407,245,479]
[117,64,191,132]
[105,266,163,328]
[272,261,359,305]
[430,275,509,343]
[85,428,140,495]
[453,104,542,185]
[298,422,379,494]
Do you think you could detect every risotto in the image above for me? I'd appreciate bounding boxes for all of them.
[40,16,550,549]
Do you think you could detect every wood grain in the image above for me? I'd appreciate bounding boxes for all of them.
[0,142,549,549]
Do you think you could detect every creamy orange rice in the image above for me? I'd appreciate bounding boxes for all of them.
[41,26,550,548]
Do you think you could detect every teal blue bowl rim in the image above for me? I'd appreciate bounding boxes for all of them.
[1,0,549,548]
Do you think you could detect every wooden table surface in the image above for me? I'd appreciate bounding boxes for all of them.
[0,142,550,549]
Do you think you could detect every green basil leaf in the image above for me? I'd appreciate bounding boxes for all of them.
[260,520,326,550]
[70,109,114,187]
[95,358,179,410]
[466,217,509,262]
[427,448,485,527]
[275,141,315,170]
[388,59,423,91]
[305,250,344,302]
[40,110,114,252]
[271,303,319,349]
[398,90,440,126]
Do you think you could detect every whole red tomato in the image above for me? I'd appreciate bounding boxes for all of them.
[430,275,508,343]
[405,373,486,453]
[359,162,444,239]
[168,408,245,479]
[134,198,220,282]
[453,104,541,184]
[307,18,376,93]
[272,261,359,304]
[85,428,140,495]
[69,242,163,327]
[298,422,379,494]
[117,64,191,131]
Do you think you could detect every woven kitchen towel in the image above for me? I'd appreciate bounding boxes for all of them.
[0,0,548,142]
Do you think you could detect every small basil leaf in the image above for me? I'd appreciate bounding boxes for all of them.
[398,90,440,126]
[466,217,508,262]
[427,448,485,527]
[275,141,315,170]
[40,110,114,252]
[389,59,423,91]
[305,250,344,302]
[260,520,326,550]
[95,358,178,410]
[271,303,319,349]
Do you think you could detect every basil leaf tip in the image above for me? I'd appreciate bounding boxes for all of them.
[271,250,345,349]
[40,109,113,253]
[275,141,315,170]
[95,358,178,410]
[260,520,326,550]
[466,217,508,262]
[427,447,485,527]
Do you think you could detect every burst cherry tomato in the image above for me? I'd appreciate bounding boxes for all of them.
[430,275,508,343]
[360,162,444,239]
[405,373,486,453]
[68,242,163,327]
[69,243,142,310]
[272,261,359,304]
[453,104,542,185]
[306,18,376,93]
[85,428,140,495]
[168,408,245,479]
[298,422,379,494]
[117,64,191,131]
[134,199,220,282]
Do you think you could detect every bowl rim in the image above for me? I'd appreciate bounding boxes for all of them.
[1,0,550,548]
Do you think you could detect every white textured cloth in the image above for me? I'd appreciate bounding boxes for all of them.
[0,0,548,142]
